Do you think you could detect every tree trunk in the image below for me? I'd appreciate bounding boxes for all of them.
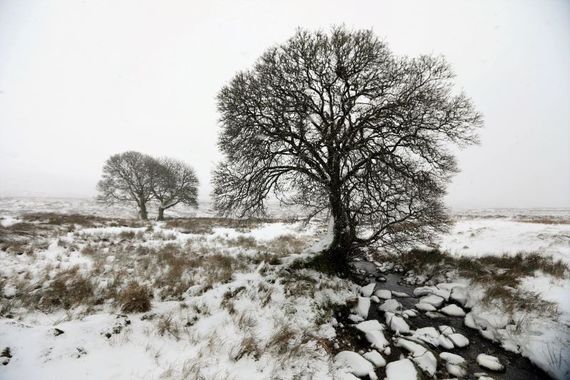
[327,192,353,270]
[157,207,165,221]
[139,202,148,220]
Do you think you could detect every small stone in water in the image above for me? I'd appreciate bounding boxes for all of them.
[476,354,504,371]
[440,304,466,317]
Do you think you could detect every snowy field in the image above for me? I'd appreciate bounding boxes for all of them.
[0,197,569,379]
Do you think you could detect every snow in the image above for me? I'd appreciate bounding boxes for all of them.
[378,299,401,312]
[448,333,469,347]
[374,289,391,299]
[354,320,389,350]
[385,312,410,334]
[439,217,570,265]
[439,304,466,317]
[419,294,445,308]
[360,283,376,297]
[476,353,505,371]
[363,350,386,368]
[354,297,371,319]
[385,359,418,380]
[334,351,377,380]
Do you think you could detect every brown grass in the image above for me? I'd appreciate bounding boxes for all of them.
[118,281,152,313]
[165,217,293,234]
[38,267,95,311]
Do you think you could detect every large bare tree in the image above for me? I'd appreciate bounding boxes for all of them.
[149,158,199,220]
[213,27,482,267]
[97,151,155,220]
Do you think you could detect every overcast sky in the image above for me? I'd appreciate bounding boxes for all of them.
[0,0,568,208]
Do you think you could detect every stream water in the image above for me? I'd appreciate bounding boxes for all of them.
[334,261,553,380]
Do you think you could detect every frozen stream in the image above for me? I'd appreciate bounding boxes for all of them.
[334,261,553,380]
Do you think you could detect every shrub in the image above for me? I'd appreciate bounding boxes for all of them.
[118,282,151,313]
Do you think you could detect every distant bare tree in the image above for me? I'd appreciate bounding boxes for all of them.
[149,158,199,220]
[97,151,155,220]
[212,27,482,268]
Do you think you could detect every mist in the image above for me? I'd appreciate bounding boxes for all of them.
[1,0,569,208]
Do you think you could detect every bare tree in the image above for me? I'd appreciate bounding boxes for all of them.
[212,27,482,268]
[97,151,155,220]
[149,158,199,220]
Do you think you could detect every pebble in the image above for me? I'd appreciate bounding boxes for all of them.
[477,354,505,371]
[440,304,466,317]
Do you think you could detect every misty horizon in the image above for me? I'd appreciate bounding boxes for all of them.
[1,0,569,209]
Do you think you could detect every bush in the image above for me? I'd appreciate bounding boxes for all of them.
[118,282,151,313]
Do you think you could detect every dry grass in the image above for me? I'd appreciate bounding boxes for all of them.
[397,249,567,318]
[165,217,293,234]
[118,281,151,313]
[38,266,95,311]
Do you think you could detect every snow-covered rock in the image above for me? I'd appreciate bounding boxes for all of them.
[334,351,378,379]
[385,312,410,334]
[415,302,437,312]
[370,295,380,303]
[440,304,466,317]
[464,312,477,329]
[440,352,467,377]
[413,351,437,377]
[450,286,468,306]
[354,320,383,333]
[437,334,455,350]
[360,283,376,297]
[419,294,445,308]
[392,291,410,298]
[355,320,389,350]
[476,354,504,371]
[354,297,371,319]
[363,350,386,368]
[378,299,401,312]
[448,333,469,347]
[413,286,450,300]
[395,338,427,357]
[385,359,419,380]
[374,289,392,299]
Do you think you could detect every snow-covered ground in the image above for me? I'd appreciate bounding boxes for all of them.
[1,198,569,379]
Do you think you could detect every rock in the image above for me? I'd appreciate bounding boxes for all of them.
[415,302,437,312]
[365,330,390,350]
[385,312,410,334]
[354,297,371,319]
[419,294,445,308]
[371,295,380,303]
[395,338,427,357]
[413,286,450,300]
[440,352,466,365]
[360,283,376,297]
[477,354,504,371]
[385,359,419,380]
[425,311,445,319]
[448,333,469,348]
[354,320,384,333]
[402,309,418,318]
[438,325,454,336]
[378,299,401,312]
[440,352,467,378]
[437,335,455,350]
[363,350,386,367]
[355,320,389,350]
[334,351,378,380]
[450,286,468,306]
[392,291,410,298]
[53,328,65,336]
[374,289,392,299]
[412,327,439,346]
[440,304,466,317]
[348,314,365,323]
[376,276,387,282]
[413,351,437,377]
[383,346,391,355]
[464,312,477,329]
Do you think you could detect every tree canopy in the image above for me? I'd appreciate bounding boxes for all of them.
[213,27,482,265]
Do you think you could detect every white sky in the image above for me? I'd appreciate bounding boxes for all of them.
[0,0,569,208]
